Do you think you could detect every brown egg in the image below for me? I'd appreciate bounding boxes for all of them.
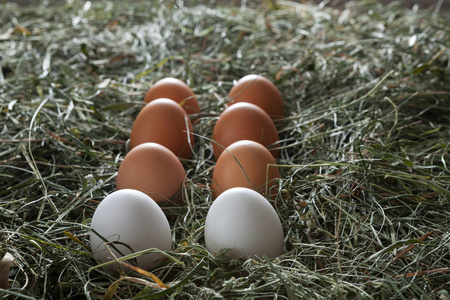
[228,74,284,120]
[116,143,185,204]
[212,102,280,160]
[130,98,194,159]
[143,77,200,116]
[211,140,280,199]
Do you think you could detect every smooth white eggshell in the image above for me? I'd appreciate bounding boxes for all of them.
[204,187,284,259]
[90,189,171,270]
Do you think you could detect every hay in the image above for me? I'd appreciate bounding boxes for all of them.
[1,0,449,298]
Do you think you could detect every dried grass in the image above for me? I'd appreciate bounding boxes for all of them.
[0,0,449,298]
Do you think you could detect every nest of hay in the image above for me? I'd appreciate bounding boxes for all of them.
[0,0,449,298]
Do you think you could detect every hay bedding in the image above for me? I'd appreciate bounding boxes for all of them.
[0,0,449,299]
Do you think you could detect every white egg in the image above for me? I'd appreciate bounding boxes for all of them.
[90,189,171,270]
[204,187,284,259]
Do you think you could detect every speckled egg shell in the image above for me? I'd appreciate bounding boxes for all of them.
[143,77,200,116]
[130,98,194,159]
[116,143,185,204]
[212,102,280,160]
[228,74,284,120]
[211,140,280,199]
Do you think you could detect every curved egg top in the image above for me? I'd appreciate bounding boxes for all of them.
[130,98,194,159]
[228,74,284,120]
[144,77,200,116]
[205,187,284,260]
[212,140,280,199]
[212,102,280,160]
[90,189,172,271]
[116,142,185,204]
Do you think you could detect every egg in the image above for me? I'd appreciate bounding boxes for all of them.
[116,143,185,204]
[90,189,171,271]
[130,98,194,159]
[228,74,284,120]
[143,77,200,116]
[205,187,284,259]
[211,140,280,199]
[212,102,280,160]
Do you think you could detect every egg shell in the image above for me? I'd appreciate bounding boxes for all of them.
[116,143,185,204]
[143,77,200,116]
[130,98,194,159]
[90,189,171,271]
[211,140,280,199]
[212,102,280,160]
[228,74,284,120]
[205,187,284,259]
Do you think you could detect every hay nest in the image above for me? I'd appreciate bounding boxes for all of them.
[0,0,449,298]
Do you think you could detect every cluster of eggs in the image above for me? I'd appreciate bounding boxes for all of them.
[90,75,285,271]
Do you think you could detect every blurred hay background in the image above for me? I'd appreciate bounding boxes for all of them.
[3,0,450,10]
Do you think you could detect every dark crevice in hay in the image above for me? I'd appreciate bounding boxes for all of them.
[1,0,449,299]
